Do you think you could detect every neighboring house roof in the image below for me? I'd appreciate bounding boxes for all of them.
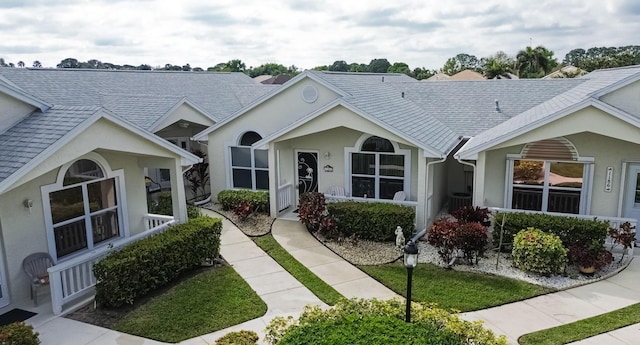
[456,65,640,159]
[260,75,293,84]
[425,73,451,81]
[450,70,485,80]
[543,65,588,79]
[0,68,275,129]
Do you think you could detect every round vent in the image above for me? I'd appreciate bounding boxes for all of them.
[301,85,318,103]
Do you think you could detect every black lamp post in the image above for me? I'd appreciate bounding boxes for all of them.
[403,240,418,322]
[403,228,426,323]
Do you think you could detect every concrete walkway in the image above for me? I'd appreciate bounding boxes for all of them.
[29,210,640,344]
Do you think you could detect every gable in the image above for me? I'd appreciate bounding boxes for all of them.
[490,105,640,151]
[269,104,417,148]
[205,76,342,142]
[5,117,185,192]
[152,102,216,132]
[600,80,640,117]
[0,92,37,133]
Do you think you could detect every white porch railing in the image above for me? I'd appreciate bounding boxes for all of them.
[489,207,637,255]
[278,183,293,212]
[48,213,176,315]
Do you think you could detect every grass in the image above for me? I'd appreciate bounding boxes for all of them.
[112,265,267,343]
[253,233,343,305]
[519,302,640,345]
[359,262,549,312]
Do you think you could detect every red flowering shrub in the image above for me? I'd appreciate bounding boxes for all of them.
[427,218,459,265]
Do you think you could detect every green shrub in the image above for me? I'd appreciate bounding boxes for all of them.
[217,190,269,214]
[214,330,259,345]
[492,212,609,250]
[0,322,40,345]
[512,228,567,276]
[265,298,507,345]
[148,191,201,219]
[94,217,222,307]
[327,202,415,241]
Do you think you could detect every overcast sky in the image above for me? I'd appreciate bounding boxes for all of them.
[1,0,639,71]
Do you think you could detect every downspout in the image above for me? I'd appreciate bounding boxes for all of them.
[455,136,476,205]
[424,156,447,227]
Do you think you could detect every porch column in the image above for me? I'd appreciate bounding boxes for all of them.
[268,142,278,217]
[474,152,486,206]
[416,152,428,230]
[170,159,188,223]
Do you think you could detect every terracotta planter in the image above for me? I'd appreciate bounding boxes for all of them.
[579,265,596,275]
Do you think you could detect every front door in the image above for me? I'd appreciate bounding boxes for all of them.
[296,151,318,197]
[623,164,640,243]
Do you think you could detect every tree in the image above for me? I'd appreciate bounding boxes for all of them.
[32,60,42,68]
[17,61,25,68]
[0,58,6,67]
[247,63,293,77]
[182,64,191,71]
[387,62,411,75]
[312,65,328,71]
[516,46,557,78]
[441,53,480,75]
[412,67,436,80]
[57,58,79,68]
[481,51,515,79]
[564,45,640,71]
[348,63,368,72]
[329,60,349,72]
[367,58,391,73]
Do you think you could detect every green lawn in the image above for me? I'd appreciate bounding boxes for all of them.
[113,265,267,343]
[359,262,549,311]
[253,234,343,305]
[519,302,640,345]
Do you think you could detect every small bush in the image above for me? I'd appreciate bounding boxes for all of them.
[187,204,202,219]
[609,221,636,261]
[298,192,327,232]
[512,228,567,276]
[94,217,222,307]
[427,218,459,265]
[327,202,415,241]
[452,206,491,226]
[0,322,40,345]
[456,222,488,264]
[215,330,259,345]
[265,298,507,345]
[492,212,609,250]
[568,244,614,271]
[217,190,269,214]
[233,201,254,221]
[147,191,201,219]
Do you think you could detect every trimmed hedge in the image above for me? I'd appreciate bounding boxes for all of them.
[217,190,269,214]
[492,212,609,250]
[94,217,222,308]
[0,322,40,345]
[327,202,415,241]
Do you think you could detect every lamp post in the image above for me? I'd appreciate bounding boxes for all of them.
[403,228,426,323]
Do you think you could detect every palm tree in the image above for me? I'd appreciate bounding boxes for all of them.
[32,60,42,68]
[17,61,25,68]
[516,46,556,78]
[482,51,516,79]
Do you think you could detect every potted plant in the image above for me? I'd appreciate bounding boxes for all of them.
[568,244,614,274]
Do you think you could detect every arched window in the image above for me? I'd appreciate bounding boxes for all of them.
[508,137,591,214]
[349,136,409,199]
[229,131,269,190]
[43,155,124,260]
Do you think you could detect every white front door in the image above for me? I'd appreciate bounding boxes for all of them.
[623,164,640,238]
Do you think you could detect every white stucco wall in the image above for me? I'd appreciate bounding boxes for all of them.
[207,77,342,199]
[0,92,36,133]
[153,103,216,132]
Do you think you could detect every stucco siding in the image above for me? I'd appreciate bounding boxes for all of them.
[0,92,36,134]
[153,103,215,132]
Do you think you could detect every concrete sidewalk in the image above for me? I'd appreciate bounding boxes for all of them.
[461,258,640,344]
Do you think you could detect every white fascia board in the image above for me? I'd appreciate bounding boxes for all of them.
[589,70,640,98]
[0,83,51,112]
[192,71,349,141]
[149,97,218,133]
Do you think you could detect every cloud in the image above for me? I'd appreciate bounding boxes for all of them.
[353,8,443,32]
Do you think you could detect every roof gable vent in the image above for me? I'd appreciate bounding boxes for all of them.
[520,137,579,161]
[301,85,318,103]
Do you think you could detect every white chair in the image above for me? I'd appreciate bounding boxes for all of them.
[393,191,407,201]
[326,186,346,197]
[22,252,54,306]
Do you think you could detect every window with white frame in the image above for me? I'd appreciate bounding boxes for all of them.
[349,136,409,199]
[43,157,124,260]
[230,131,269,190]
[508,159,590,214]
